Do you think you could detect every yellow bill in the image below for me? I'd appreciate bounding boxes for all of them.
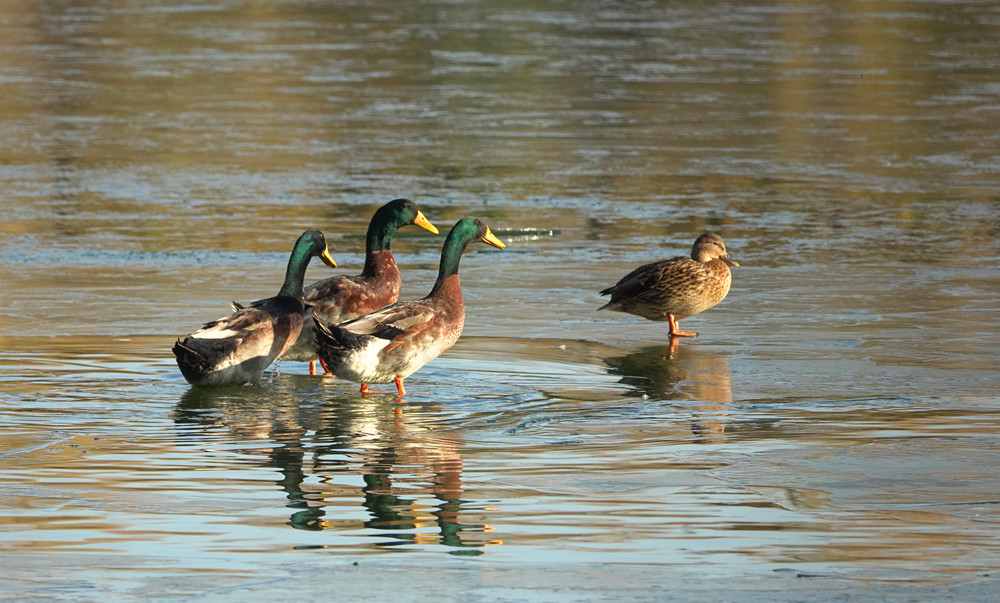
[414,211,439,235]
[319,247,337,268]
[481,226,506,250]
[721,253,740,268]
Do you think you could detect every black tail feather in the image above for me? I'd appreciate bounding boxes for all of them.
[368,321,404,341]
[173,339,215,384]
[312,317,371,353]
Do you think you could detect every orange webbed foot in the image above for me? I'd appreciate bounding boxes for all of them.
[668,315,698,338]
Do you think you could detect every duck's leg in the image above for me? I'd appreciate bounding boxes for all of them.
[309,361,317,375]
[394,376,406,397]
[668,314,698,338]
[318,357,333,376]
[360,383,369,395]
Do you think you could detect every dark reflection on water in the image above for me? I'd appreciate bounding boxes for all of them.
[604,340,732,403]
[173,385,499,553]
[604,341,733,443]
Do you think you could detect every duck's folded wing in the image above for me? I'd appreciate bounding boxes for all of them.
[337,301,435,340]
[303,274,361,303]
[176,308,264,361]
[197,305,287,343]
[601,260,664,296]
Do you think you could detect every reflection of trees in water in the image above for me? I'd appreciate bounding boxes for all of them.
[604,341,732,443]
[174,386,499,551]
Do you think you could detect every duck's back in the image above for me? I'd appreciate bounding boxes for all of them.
[601,256,732,321]
[382,295,465,378]
[174,296,304,386]
[304,272,400,324]
[305,249,402,322]
[315,275,465,383]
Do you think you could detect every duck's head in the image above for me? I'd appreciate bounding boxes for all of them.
[295,229,338,267]
[376,198,439,234]
[691,232,739,267]
[450,217,506,250]
[436,218,505,281]
[279,229,337,298]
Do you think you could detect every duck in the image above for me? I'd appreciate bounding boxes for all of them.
[598,232,739,338]
[233,198,438,375]
[312,217,505,396]
[173,230,338,387]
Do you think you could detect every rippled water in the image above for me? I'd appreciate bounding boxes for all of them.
[3,1,1000,600]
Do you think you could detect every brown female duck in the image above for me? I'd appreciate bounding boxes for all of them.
[598,232,739,337]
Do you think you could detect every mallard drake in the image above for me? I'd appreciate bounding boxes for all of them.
[173,230,338,387]
[598,232,739,337]
[313,218,505,396]
[234,198,438,374]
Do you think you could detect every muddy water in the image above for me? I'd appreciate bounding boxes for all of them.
[2,1,1000,599]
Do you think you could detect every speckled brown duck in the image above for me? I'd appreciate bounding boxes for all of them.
[235,198,438,374]
[598,232,739,338]
[312,218,505,397]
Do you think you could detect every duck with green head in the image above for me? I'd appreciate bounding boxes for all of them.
[235,198,438,374]
[173,230,338,387]
[598,232,739,338]
[313,217,505,396]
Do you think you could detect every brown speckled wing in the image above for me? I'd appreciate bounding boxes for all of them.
[304,274,401,323]
[303,274,364,302]
[338,300,437,337]
[194,306,269,336]
[185,297,303,362]
[604,256,685,299]
[642,259,713,298]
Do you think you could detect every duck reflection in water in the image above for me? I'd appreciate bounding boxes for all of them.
[604,341,733,443]
[174,386,499,550]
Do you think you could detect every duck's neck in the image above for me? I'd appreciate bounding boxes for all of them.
[362,248,399,280]
[429,273,464,311]
[277,246,313,299]
[366,216,400,255]
[429,229,472,298]
[435,230,470,282]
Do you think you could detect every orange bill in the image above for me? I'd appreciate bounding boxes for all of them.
[481,226,506,250]
[320,247,337,268]
[414,211,439,235]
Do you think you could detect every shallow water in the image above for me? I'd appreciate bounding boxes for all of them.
[2,1,1000,600]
